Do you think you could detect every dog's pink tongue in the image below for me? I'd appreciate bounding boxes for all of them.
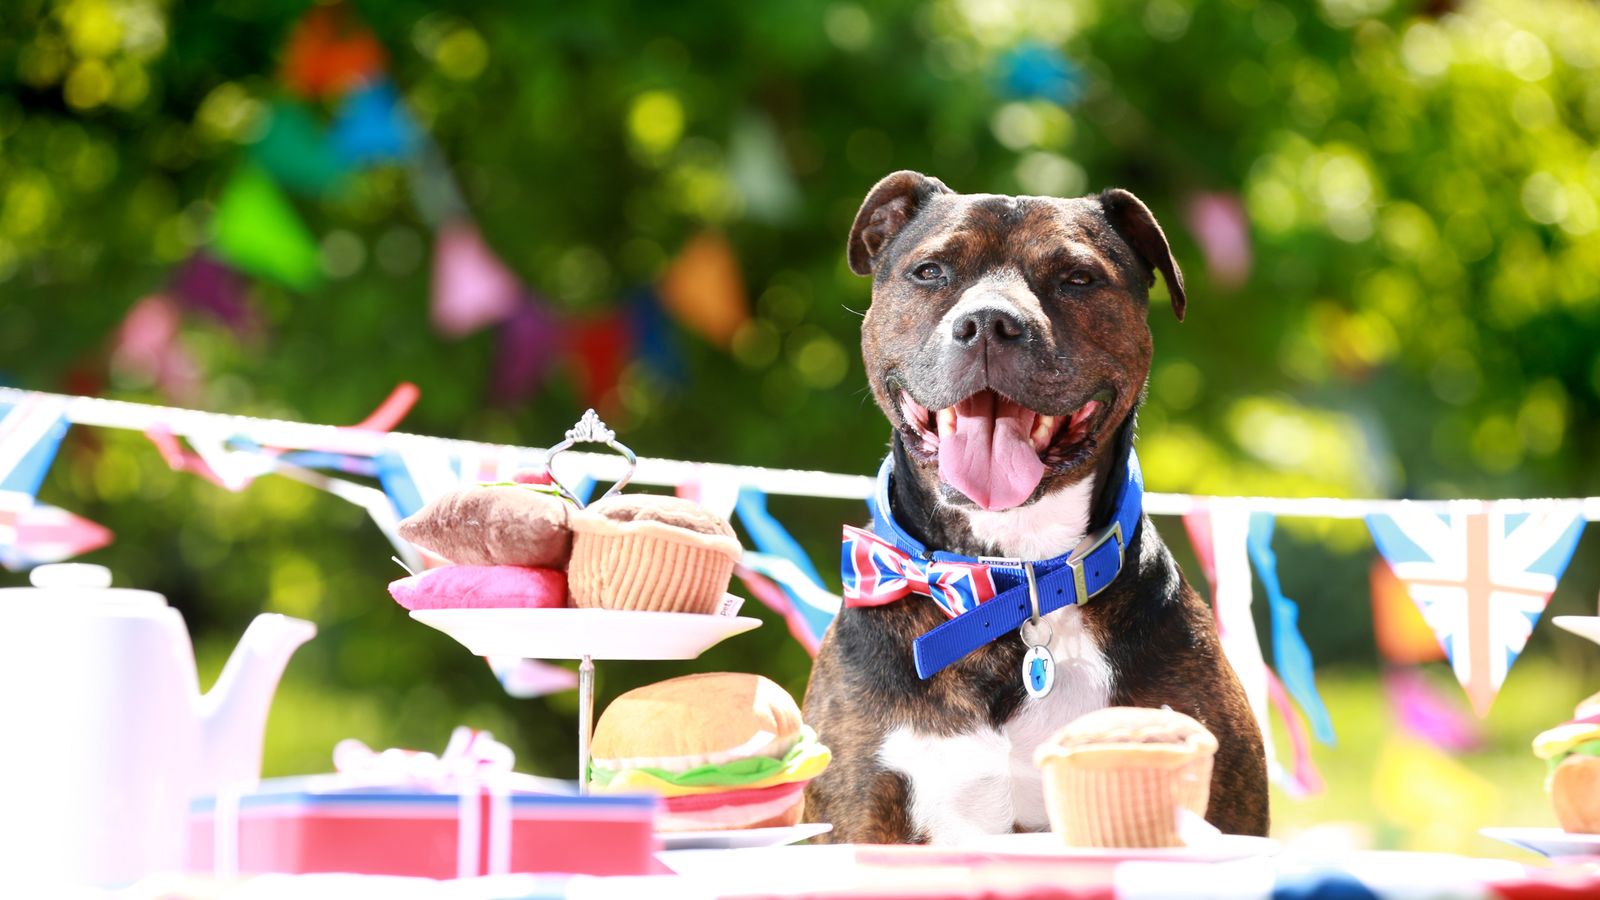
[937,393,1044,511]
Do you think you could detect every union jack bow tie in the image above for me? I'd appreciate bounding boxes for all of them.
[840,525,1000,618]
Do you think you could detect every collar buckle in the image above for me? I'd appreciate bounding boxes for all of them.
[1067,520,1124,606]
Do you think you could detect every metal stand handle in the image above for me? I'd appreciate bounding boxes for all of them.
[542,409,637,508]
[577,655,595,794]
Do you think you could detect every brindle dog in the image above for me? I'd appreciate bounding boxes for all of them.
[803,171,1268,844]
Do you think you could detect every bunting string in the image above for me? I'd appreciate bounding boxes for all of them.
[10,388,1600,518]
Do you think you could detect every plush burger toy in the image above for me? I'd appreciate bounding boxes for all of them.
[1533,693,1600,833]
[587,672,831,831]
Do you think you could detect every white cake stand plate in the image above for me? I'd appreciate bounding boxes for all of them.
[409,606,761,659]
[1552,616,1600,647]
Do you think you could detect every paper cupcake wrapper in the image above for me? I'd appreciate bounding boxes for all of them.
[568,523,738,613]
[1040,755,1213,848]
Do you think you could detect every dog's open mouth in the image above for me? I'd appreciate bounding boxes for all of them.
[896,388,1111,511]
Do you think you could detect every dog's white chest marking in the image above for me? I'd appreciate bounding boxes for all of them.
[876,607,1113,844]
[877,480,1114,844]
[961,478,1095,561]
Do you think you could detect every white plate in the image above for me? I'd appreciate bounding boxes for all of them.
[658,822,834,852]
[962,831,1279,862]
[1481,827,1600,858]
[1553,616,1600,646]
[409,606,760,659]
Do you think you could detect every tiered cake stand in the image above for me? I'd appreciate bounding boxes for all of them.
[407,411,762,792]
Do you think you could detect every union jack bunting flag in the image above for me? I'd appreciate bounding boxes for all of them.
[0,395,73,564]
[1367,506,1586,717]
[840,525,999,618]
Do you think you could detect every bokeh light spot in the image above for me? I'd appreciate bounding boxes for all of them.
[627,90,686,159]
[792,332,849,389]
[1503,30,1553,82]
[61,0,124,58]
[64,59,116,110]
[732,319,781,369]
[195,82,263,143]
[1521,172,1567,225]
[435,26,489,81]
[824,4,874,52]
[320,229,366,279]
[1014,151,1086,197]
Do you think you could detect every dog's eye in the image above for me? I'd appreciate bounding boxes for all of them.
[1063,270,1093,287]
[911,262,945,284]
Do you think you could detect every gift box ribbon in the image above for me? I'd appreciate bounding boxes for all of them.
[210,726,525,878]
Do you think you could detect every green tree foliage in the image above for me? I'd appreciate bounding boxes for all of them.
[2,0,1598,780]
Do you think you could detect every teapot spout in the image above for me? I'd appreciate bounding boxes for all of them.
[195,614,316,797]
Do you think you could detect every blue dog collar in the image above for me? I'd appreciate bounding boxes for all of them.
[863,448,1145,679]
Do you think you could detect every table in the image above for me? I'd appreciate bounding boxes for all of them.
[105,845,1600,900]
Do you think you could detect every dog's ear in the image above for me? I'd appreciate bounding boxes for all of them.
[1099,188,1187,321]
[848,171,952,276]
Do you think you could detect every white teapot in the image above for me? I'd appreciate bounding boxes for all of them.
[0,564,315,886]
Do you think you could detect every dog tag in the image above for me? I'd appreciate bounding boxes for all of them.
[1023,644,1054,699]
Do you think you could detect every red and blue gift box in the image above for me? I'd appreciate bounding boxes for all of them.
[191,777,659,879]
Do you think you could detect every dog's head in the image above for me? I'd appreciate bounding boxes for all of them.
[848,170,1185,513]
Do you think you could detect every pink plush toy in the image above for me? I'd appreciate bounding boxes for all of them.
[389,565,567,610]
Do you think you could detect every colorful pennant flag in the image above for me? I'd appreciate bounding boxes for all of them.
[280,5,387,100]
[330,79,419,166]
[0,503,113,571]
[487,657,578,699]
[736,487,825,588]
[568,313,631,412]
[656,232,749,349]
[627,288,685,385]
[0,395,74,566]
[1367,507,1586,717]
[1184,505,1324,795]
[169,253,255,336]
[727,114,801,224]
[1371,558,1446,665]
[737,553,841,656]
[1383,666,1481,753]
[1184,192,1252,291]
[0,395,71,497]
[490,296,565,406]
[251,100,349,197]
[995,41,1083,106]
[1246,513,1335,745]
[407,138,470,228]
[212,163,323,291]
[109,295,201,402]
[430,220,523,338]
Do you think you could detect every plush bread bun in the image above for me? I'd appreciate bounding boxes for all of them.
[1552,755,1600,834]
[591,673,802,768]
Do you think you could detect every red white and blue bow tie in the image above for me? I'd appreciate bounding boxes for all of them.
[840,525,1000,618]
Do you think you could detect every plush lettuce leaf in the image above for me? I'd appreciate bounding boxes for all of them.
[590,726,830,795]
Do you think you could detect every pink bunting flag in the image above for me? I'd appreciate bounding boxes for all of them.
[1384,666,1483,753]
[109,295,201,403]
[1,503,113,571]
[431,220,523,339]
[487,658,578,699]
[1184,192,1252,291]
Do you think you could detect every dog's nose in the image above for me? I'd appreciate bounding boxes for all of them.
[951,306,1027,346]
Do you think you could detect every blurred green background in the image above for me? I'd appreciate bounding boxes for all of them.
[4,0,1600,858]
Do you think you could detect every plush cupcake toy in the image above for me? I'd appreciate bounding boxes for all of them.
[1033,706,1218,848]
[567,494,744,614]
